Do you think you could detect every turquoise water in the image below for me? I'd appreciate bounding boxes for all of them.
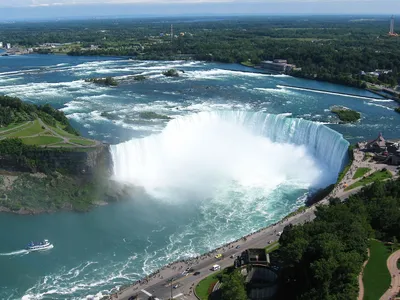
[0,55,399,299]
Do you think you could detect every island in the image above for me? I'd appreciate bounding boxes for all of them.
[0,95,130,214]
[330,105,361,123]
[84,76,118,86]
[133,75,146,81]
[162,69,180,77]
[139,111,171,120]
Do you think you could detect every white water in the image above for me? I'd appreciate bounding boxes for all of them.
[277,85,383,101]
[111,111,349,200]
[0,249,29,256]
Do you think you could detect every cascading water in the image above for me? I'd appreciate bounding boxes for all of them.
[110,111,349,201]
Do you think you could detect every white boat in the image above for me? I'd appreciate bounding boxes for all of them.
[25,239,53,251]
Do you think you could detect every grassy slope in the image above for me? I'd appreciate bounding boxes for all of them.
[353,167,371,180]
[363,240,391,300]
[0,122,31,132]
[195,270,223,300]
[70,138,96,146]
[345,169,392,191]
[22,136,63,145]
[0,119,95,147]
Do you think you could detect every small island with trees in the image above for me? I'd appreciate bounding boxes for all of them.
[331,105,361,123]
[162,69,180,77]
[85,76,118,86]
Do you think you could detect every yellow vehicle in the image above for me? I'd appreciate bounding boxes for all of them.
[215,254,222,259]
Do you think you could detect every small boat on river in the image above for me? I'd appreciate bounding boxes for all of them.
[25,239,53,251]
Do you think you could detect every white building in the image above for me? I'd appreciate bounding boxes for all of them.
[6,43,11,49]
[0,42,3,48]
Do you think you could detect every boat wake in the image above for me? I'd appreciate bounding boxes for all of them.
[0,249,29,256]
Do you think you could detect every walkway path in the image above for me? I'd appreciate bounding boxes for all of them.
[380,250,400,300]
[358,248,370,300]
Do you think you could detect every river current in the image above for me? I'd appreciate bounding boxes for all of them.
[0,55,399,299]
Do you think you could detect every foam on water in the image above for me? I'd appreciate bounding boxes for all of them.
[111,111,349,200]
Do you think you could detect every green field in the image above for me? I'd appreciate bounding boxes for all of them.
[353,167,371,180]
[337,162,352,184]
[22,136,63,145]
[345,169,392,191]
[265,241,280,253]
[195,270,222,300]
[4,120,45,138]
[70,139,96,146]
[52,124,78,138]
[0,118,95,147]
[363,240,391,300]
[0,122,31,133]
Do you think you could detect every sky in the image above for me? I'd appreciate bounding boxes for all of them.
[0,0,399,20]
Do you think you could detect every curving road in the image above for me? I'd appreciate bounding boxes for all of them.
[380,250,400,300]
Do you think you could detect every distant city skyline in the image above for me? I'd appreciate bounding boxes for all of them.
[0,0,398,20]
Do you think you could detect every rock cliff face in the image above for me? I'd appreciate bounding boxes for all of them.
[0,144,134,214]
[0,145,113,177]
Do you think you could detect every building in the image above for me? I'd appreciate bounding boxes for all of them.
[365,133,386,152]
[389,15,398,36]
[362,133,400,165]
[241,249,268,264]
[0,42,3,48]
[6,43,11,49]
[260,59,296,73]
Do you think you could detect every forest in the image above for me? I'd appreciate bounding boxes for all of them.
[1,16,400,89]
[275,179,400,299]
[0,95,79,135]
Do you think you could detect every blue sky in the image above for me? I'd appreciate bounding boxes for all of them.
[0,0,399,20]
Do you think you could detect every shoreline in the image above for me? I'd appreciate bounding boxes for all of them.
[7,52,396,101]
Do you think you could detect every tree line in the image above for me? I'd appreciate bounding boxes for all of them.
[277,179,400,299]
[0,95,79,136]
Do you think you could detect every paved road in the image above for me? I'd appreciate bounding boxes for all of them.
[111,205,318,300]
[380,250,400,300]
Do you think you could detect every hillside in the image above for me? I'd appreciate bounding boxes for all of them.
[0,95,96,147]
[0,95,131,214]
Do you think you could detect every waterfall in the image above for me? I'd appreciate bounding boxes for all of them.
[110,111,349,199]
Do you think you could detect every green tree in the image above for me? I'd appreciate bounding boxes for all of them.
[221,271,247,300]
[392,236,398,253]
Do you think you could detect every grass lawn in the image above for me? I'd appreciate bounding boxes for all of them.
[265,241,280,253]
[70,138,96,146]
[0,122,31,133]
[51,143,79,148]
[5,120,44,138]
[345,169,392,191]
[241,61,256,67]
[363,240,391,300]
[52,123,78,138]
[22,136,63,145]
[353,167,371,179]
[195,270,223,300]
[337,162,352,184]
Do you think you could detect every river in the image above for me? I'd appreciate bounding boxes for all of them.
[0,55,398,299]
